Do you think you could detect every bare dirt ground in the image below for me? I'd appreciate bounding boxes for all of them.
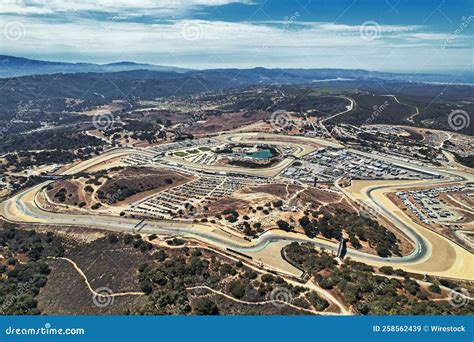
[38,257,147,315]
[98,167,195,206]
[204,196,251,215]
[36,235,153,315]
[189,111,271,135]
[294,188,355,213]
[45,179,90,207]
[243,184,304,199]
[44,167,195,212]
[441,191,474,223]
[70,103,123,116]
[204,183,387,249]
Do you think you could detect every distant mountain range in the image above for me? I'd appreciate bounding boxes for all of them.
[0,55,473,84]
[0,55,190,78]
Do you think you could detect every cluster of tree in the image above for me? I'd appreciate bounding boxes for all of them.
[0,261,50,315]
[119,119,163,143]
[133,247,310,315]
[53,188,68,203]
[453,152,474,168]
[123,234,153,253]
[306,291,330,311]
[97,176,174,204]
[285,242,337,274]
[276,220,293,232]
[284,242,474,315]
[228,158,278,169]
[1,148,100,172]
[330,93,416,126]
[299,209,400,257]
[0,225,65,315]
[3,175,45,195]
[135,251,214,315]
[222,209,239,223]
[0,129,104,153]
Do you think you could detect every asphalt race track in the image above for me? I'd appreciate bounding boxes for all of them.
[1,135,473,280]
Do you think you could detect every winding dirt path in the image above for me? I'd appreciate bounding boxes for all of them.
[47,256,145,298]
[186,285,338,315]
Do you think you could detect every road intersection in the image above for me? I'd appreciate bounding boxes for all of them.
[1,133,472,281]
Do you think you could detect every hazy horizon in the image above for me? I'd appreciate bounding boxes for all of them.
[1,0,472,74]
[3,53,474,76]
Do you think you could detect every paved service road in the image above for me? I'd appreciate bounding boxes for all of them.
[1,140,473,280]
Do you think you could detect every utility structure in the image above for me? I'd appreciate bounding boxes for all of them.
[336,237,346,259]
[313,176,318,188]
[133,219,146,233]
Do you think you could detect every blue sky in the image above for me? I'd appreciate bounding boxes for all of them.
[0,0,472,72]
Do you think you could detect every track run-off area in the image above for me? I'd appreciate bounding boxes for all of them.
[1,133,472,281]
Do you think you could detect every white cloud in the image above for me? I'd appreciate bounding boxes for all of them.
[0,15,471,72]
[0,0,254,16]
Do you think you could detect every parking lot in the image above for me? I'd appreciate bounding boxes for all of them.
[127,172,273,218]
[282,147,434,183]
[396,185,472,224]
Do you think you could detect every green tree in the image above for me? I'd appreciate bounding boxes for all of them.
[229,280,245,299]
[192,298,219,315]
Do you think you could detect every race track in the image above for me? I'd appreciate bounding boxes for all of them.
[1,136,473,280]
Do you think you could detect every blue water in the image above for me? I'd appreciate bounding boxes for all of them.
[237,149,274,159]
